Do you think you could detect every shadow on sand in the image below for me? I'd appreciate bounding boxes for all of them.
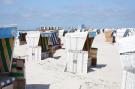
[88,64,107,73]
[93,64,107,69]
[53,56,61,59]
[88,68,95,72]
[26,84,50,89]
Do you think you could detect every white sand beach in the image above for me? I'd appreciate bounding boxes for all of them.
[14,33,123,89]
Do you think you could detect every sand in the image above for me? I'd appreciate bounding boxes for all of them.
[14,33,123,89]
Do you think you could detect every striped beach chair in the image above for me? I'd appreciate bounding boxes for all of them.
[0,26,17,89]
[0,27,17,72]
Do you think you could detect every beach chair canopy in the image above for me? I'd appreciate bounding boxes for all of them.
[123,29,130,37]
[0,27,17,72]
[116,29,127,37]
[58,30,64,38]
[117,35,135,53]
[41,32,59,46]
[26,31,40,47]
[65,32,88,51]
[88,31,96,38]
[0,27,17,38]
[123,29,135,37]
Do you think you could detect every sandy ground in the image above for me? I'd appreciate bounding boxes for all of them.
[14,33,123,89]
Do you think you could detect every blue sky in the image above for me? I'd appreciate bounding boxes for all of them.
[0,0,135,29]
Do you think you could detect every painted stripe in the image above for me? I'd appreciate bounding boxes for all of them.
[9,38,14,51]
[51,34,54,45]
[42,37,45,49]
[38,36,41,46]
[5,38,12,60]
[52,34,55,45]
[0,39,8,72]
[41,37,44,52]
[51,34,55,45]
[52,33,55,45]
[7,38,14,72]
[44,37,48,51]
[0,53,4,72]
[43,37,46,51]
[39,36,49,52]
[54,33,57,44]
[44,37,47,51]
[2,39,10,71]
[45,37,48,50]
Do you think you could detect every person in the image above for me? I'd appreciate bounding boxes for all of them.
[112,30,116,43]
[102,29,104,33]
[97,29,100,34]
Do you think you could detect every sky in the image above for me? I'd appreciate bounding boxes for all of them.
[0,0,135,29]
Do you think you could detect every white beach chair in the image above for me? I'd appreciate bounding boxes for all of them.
[65,32,89,75]
[117,36,135,89]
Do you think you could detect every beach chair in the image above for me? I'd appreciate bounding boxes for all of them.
[0,26,17,89]
[117,36,135,89]
[65,32,89,74]
[104,30,113,43]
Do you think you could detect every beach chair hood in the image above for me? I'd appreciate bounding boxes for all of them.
[117,35,135,53]
[65,32,88,51]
